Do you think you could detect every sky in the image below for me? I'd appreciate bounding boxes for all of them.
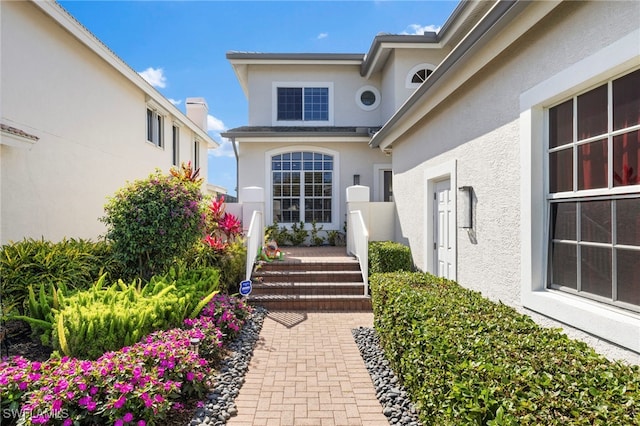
[58,0,459,196]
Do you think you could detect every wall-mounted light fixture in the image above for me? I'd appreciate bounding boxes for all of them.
[458,186,473,229]
[353,174,360,185]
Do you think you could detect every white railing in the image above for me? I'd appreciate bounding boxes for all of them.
[245,210,264,281]
[348,210,369,295]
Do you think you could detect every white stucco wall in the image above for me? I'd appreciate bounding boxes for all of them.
[246,65,383,127]
[238,140,389,230]
[0,1,210,243]
[390,1,639,363]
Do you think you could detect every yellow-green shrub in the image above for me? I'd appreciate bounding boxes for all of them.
[52,268,219,359]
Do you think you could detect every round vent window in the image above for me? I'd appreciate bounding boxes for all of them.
[356,86,380,111]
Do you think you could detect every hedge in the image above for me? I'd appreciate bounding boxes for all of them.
[368,241,413,274]
[370,271,640,425]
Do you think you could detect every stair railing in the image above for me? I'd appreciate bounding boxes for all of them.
[245,209,264,281]
[348,210,369,295]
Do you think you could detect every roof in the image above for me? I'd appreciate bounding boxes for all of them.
[30,0,218,149]
[1,124,39,142]
[222,126,380,139]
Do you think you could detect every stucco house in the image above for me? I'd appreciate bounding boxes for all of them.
[225,0,639,363]
[0,0,219,244]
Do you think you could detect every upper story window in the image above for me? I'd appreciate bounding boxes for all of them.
[172,124,180,166]
[547,68,640,311]
[406,63,436,89]
[273,83,333,125]
[146,108,164,147]
[356,86,381,111]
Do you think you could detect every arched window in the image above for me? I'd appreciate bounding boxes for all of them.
[271,151,334,224]
[406,63,436,88]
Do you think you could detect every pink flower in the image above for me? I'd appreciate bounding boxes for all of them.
[186,371,195,381]
[137,421,146,426]
[114,395,126,409]
[123,412,134,422]
[63,419,73,426]
[115,420,124,426]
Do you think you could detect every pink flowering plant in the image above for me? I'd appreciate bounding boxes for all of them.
[0,293,253,425]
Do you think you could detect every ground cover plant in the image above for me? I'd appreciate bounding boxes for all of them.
[370,271,640,425]
[0,293,253,426]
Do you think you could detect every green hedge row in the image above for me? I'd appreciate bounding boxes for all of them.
[368,241,413,274]
[370,271,640,425]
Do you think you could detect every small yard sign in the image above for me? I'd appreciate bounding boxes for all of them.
[239,280,252,296]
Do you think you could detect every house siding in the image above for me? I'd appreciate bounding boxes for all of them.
[1,1,210,243]
[391,0,639,363]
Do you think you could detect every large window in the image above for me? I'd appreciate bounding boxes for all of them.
[547,69,640,311]
[146,108,164,147]
[272,151,333,224]
[276,87,329,122]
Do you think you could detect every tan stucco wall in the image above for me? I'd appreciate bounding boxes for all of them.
[0,1,209,243]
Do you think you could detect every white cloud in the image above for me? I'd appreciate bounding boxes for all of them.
[401,24,441,35]
[206,114,236,158]
[138,67,167,88]
[317,32,328,40]
[168,98,182,106]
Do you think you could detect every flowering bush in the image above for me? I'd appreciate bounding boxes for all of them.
[101,169,205,280]
[0,294,254,425]
[197,293,253,343]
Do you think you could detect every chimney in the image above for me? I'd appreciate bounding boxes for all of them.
[186,97,208,132]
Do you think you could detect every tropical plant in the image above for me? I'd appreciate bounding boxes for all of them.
[101,169,205,280]
[309,220,325,246]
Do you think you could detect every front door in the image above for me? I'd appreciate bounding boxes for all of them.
[434,179,455,278]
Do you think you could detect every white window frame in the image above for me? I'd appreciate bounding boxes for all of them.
[265,146,340,229]
[193,139,200,169]
[356,86,381,111]
[406,63,436,89]
[519,29,640,353]
[272,82,334,126]
[373,163,392,202]
[172,123,180,166]
[146,107,165,148]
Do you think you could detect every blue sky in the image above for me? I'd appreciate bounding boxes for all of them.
[58,1,459,196]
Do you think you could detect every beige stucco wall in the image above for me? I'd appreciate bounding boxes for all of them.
[246,65,383,127]
[238,140,390,230]
[0,1,209,243]
[390,1,639,363]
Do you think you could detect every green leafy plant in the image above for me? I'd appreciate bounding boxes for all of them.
[0,238,117,314]
[310,220,325,246]
[265,220,290,246]
[327,230,345,246]
[289,221,308,246]
[370,272,640,425]
[368,241,414,274]
[51,268,219,359]
[101,169,204,280]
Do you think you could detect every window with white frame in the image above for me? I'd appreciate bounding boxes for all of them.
[272,151,333,224]
[274,83,332,124]
[406,63,436,89]
[193,140,200,170]
[547,68,640,311]
[146,108,164,147]
[172,125,179,166]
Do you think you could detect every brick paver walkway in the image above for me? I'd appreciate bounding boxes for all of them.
[227,311,387,426]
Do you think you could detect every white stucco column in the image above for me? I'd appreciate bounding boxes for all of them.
[346,185,370,254]
[239,186,264,233]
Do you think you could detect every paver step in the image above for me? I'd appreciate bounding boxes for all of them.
[250,282,365,296]
[255,261,360,272]
[247,294,372,311]
[253,270,363,283]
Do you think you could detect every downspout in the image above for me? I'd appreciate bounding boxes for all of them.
[230,136,239,201]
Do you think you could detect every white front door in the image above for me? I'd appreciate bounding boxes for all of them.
[434,179,455,279]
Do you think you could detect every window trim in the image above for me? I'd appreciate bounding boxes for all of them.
[146,107,165,148]
[272,82,334,126]
[172,124,180,166]
[519,29,640,353]
[193,139,200,170]
[356,86,381,111]
[406,63,436,89]
[265,146,340,229]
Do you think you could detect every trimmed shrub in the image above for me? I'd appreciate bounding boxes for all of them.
[101,170,205,280]
[370,272,640,425]
[52,268,219,359]
[0,238,118,314]
[368,241,413,274]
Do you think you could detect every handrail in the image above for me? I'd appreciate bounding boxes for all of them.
[348,210,369,296]
[245,209,264,282]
